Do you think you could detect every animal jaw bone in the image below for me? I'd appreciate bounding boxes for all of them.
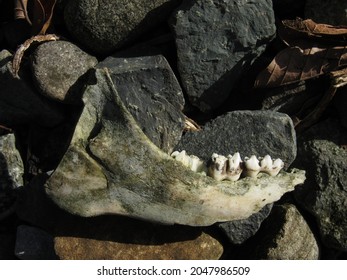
[172,151,285,181]
[45,69,305,226]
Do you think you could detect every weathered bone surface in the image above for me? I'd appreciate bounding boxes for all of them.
[45,69,306,226]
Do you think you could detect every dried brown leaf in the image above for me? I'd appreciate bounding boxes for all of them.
[279,18,347,46]
[32,0,57,35]
[255,44,347,88]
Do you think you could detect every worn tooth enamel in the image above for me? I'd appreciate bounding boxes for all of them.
[171,150,189,166]
[189,155,207,173]
[172,151,285,180]
[226,152,243,181]
[260,155,273,171]
[243,155,261,178]
[269,158,285,176]
[171,150,206,174]
[208,153,228,181]
[259,155,284,176]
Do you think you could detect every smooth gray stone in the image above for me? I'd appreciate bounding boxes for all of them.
[0,50,64,127]
[97,55,185,153]
[170,0,276,111]
[44,69,305,226]
[64,0,181,55]
[31,41,98,104]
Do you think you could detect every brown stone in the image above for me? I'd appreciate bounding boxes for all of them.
[55,231,222,260]
[52,215,223,260]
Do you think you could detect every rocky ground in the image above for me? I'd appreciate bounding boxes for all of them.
[0,0,347,260]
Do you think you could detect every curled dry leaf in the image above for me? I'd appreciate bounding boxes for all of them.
[280,18,347,46]
[255,43,347,88]
[14,0,57,35]
[32,0,57,35]
[255,18,347,88]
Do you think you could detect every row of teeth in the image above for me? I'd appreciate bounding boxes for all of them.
[171,151,284,181]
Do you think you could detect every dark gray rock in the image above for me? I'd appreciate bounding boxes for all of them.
[218,204,273,245]
[170,0,276,112]
[64,0,181,55]
[97,55,185,153]
[15,225,57,260]
[294,119,347,251]
[0,134,24,189]
[305,0,347,25]
[0,133,23,219]
[0,134,22,219]
[253,204,319,260]
[175,110,297,169]
[31,41,98,104]
[0,50,64,127]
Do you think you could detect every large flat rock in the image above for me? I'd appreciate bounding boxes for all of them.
[171,0,276,111]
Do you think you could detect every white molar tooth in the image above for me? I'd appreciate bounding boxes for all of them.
[171,150,207,174]
[171,150,189,167]
[226,152,243,181]
[189,155,207,173]
[260,155,273,170]
[260,156,285,176]
[208,153,228,181]
[171,150,186,160]
[243,155,261,178]
[269,158,284,176]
